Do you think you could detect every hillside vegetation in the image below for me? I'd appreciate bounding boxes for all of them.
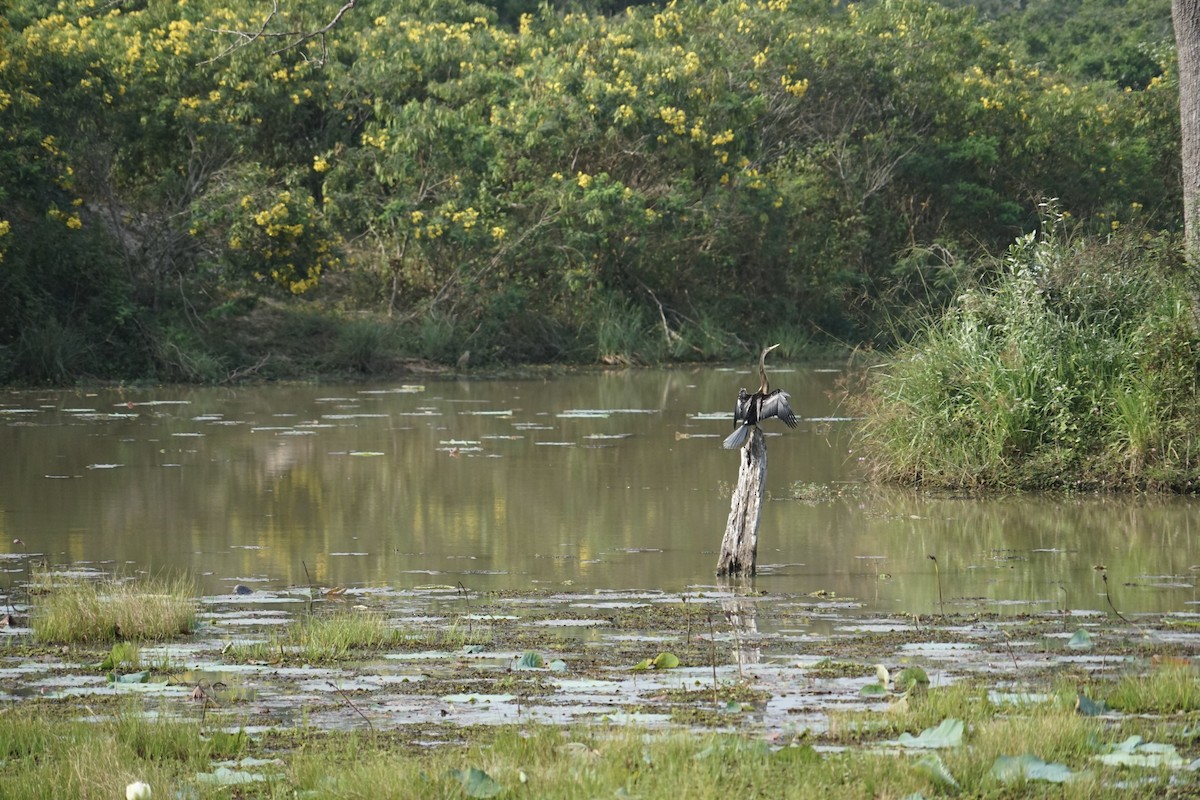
[0,0,1180,381]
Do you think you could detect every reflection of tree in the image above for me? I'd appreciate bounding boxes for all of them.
[718,582,761,670]
[771,487,1200,615]
[4,374,1200,617]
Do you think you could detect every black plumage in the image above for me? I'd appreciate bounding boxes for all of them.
[722,344,798,449]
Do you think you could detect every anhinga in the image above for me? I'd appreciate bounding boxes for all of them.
[722,344,798,449]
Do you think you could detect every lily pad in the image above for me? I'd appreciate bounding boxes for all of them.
[894,718,964,749]
[449,767,504,798]
[1075,693,1109,716]
[914,753,959,789]
[1066,629,1093,650]
[194,767,267,786]
[515,651,545,670]
[107,670,150,684]
[894,666,929,693]
[652,652,680,669]
[632,652,680,671]
[990,754,1075,783]
[1095,736,1185,769]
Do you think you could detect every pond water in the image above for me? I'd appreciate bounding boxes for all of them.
[1,366,1198,616]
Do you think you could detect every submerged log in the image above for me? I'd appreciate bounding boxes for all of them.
[716,426,766,576]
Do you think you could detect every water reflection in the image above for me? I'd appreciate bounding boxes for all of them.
[0,369,1197,615]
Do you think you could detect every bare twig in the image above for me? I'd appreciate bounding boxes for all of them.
[328,680,375,733]
[928,555,945,618]
[457,581,472,637]
[201,0,357,66]
[707,612,719,706]
[1101,572,1146,637]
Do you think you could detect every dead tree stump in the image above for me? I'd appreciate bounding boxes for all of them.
[717,426,766,576]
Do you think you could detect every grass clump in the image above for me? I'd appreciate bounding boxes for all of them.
[1103,662,1200,713]
[0,707,231,800]
[229,608,403,663]
[855,217,1200,491]
[31,575,197,643]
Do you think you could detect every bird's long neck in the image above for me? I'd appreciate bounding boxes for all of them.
[757,350,770,394]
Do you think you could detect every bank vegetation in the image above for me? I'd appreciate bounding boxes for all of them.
[0,0,1180,379]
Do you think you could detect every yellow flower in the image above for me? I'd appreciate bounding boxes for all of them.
[313,156,330,173]
[576,172,593,189]
[491,226,507,240]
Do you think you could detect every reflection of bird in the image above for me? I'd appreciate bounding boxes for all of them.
[722,344,798,449]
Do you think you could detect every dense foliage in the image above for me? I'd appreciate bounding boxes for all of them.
[0,0,1182,380]
[853,213,1200,491]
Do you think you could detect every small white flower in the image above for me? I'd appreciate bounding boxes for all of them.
[126,781,152,800]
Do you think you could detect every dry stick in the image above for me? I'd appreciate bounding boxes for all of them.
[1102,572,1146,637]
[328,681,375,734]
[301,560,317,615]
[457,582,472,638]
[682,595,692,660]
[998,628,1020,673]
[928,555,945,618]
[13,538,28,608]
[707,612,719,706]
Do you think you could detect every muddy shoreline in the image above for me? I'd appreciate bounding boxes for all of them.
[5,584,1197,742]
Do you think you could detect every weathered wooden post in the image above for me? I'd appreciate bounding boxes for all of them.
[716,344,797,577]
[717,426,767,576]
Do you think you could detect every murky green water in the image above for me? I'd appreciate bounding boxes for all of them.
[1,367,1198,615]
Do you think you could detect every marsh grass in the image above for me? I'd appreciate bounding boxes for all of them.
[225,609,488,664]
[3,686,1197,799]
[854,221,1200,491]
[0,706,226,800]
[1104,662,1200,713]
[31,575,197,643]
[287,712,1188,799]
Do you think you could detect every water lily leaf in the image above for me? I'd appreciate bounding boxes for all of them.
[860,683,889,697]
[652,652,680,669]
[108,670,150,684]
[631,658,653,671]
[894,718,964,749]
[1095,736,1185,769]
[773,744,820,766]
[194,767,266,786]
[895,666,930,694]
[914,752,959,789]
[990,754,1075,783]
[1067,629,1093,650]
[548,659,569,672]
[515,651,545,670]
[1075,693,1109,716]
[460,644,486,655]
[449,767,504,798]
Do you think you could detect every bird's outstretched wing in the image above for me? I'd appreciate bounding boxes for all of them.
[760,390,798,428]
